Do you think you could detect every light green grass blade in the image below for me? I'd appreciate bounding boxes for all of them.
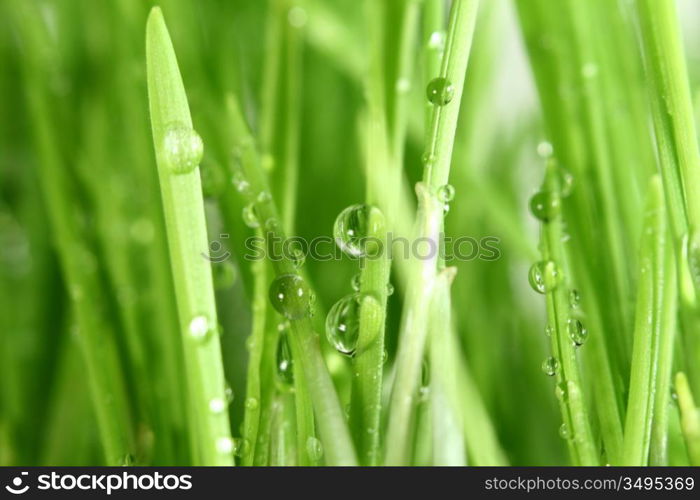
[675,372,700,465]
[146,7,233,466]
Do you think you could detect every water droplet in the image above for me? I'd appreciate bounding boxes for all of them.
[325,293,361,355]
[213,261,237,290]
[558,167,574,197]
[216,436,234,454]
[559,423,571,440]
[233,437,250,457]
[528,260,560,294]
[529,191,560,222]
[265,218,280,232]
[421,151,436,165]
[245,397,259,410]
[306,436,323,461]
[541,356,559,376]
[257,190,272,203]
[162,124,203,174]
[537,141,553,158]
[569,289,580,308]
[427,31,446,51]
[189,315,210,341]
[277,332,294,386]
[290,247,306,269]
[242,203,259,228]
[121,454,134,466]
[209,397,226,414]
[287,5,308,27]
[437,184,455,203]
[555,382,568,402]
[386,283,394,296]
[269,274,312,320]
[231,168,250,194]
[333,204,370,258]
[224,385,234,404]
[351,273,361,292]
[426,77,454,105]
[396,77,411,94]
[382,348,389,365]
[568,318,588,346]
[582,62,598,79]
[419,359,430,401]
[545,325,553,337]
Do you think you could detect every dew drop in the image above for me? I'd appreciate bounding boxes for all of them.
[120,454,135,466]
[213,261,237,290]
[426,77,454,105]
[437,184,455,203]
[529,191,560,222]
[555,382,568,402]
[351,273,361,292]
[396,77,411,94]
[326,293,361,355]
[568,318,588,346]
[233,437,250,457]
[545,325,553,337]
[216,436,234,454]
[421,151,436,165]
[269,274,312,319]
[257,190,272,203]
[427,31,446,51]
[386,282,394,296]
[265,217,280,232]
[333,204,370,258]
[306,437,323,461]
[245,397,259,410]
[209,397,226,414]
[382,348,389,365]
[558,167,574,197]
[419,359,430,402]
[290,247,306,269]
[541,356,559,376]
[162,124,204,174]
[528,260,560,294]
[569,289,580,308]
[224,385,234,404]
[189,315,210,341]
[242,203,259,228]
[231,168,250,194]
[276,332,294,387]
[559,423,571,440]
[537,141,553,158]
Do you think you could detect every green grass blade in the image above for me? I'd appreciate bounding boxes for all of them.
[675,372,700,465]
[622,176,667,465]
[146,7,233,465]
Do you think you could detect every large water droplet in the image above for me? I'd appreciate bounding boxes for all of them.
[276,332,294,387]
[242,203,260,228]
[325,293,362,355]
[269,274,312,320]
[306,437,323,461]
[529,191,560,222]
[528,260,560,294]
[426,77,454,105]
[162,124,203,174]
[333,204,370,258]
[568,318,588,346]
[189,315,210,341]
[541,356,559,376]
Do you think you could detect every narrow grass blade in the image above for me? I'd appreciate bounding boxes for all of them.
[146,7,233,465]
[675,372,700,465]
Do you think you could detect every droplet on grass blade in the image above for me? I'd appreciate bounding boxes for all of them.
[333,204,371,258]
[568,318,588,346]
[426,77,454,105]
[569,289,580,308]
[189,315,210,341]
[437,184,455,203]
[306,437,323,461]
[216,437,234,454]
[162,124,203,174]
[559,423,571,440]
[351,273,361,292]
[528,260,560,294]
[529,190,560,222]
[242,203,259,228]
[276,332,294,387]
[244,397,259,410]
[541,356,559,376]
[269,274,312,320]
[209,397,226,414]
[325,293,361,356]
[233,437,250,457]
